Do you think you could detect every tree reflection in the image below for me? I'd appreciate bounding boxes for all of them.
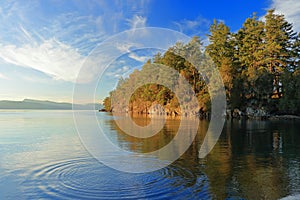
[106,116,300,199]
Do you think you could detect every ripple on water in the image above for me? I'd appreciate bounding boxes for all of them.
[21,157,211,199]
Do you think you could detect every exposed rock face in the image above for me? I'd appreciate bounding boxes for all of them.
[148,104,165,115]
[113,101,295,121]
[232,108,243,118]
[148,104,201,118]
[112,100,205,118]
[246,107,269,119]
[226,107,270,119]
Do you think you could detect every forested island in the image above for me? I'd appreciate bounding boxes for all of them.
[103,10,300,119]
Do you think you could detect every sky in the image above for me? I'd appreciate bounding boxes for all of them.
[0,0,299,103]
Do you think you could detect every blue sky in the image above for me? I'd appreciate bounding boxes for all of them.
[0,0,299,103]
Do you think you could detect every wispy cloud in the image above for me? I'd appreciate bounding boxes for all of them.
[270,0,300,31]
[0,37,84,82]
[128,52,149,62]
[127,15,147,29]
[173,16,211,36]
[106,65,130,78]
[45,13,108,54]
[0,1,153,85]
[116,42,136,53]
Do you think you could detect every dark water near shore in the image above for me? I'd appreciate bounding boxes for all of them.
[0,110,299,199]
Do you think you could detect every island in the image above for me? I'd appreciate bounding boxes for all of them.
[102,10,300,120]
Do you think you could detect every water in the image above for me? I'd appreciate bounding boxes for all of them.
[0,110,299,199]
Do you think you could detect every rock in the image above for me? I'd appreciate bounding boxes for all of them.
[246,107,255,116]
[226,109,231,118]
[246,106,269,119]
[148,104,165,115]
[232,108,242,118]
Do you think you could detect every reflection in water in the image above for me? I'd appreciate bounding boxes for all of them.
[108,115,300,199]
[204,120,300,199]
[0,111,299,199]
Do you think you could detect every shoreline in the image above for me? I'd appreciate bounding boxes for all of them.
[268,115,300,120]
[100,110,300,121]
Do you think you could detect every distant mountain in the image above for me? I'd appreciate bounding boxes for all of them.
[0,99,103,110]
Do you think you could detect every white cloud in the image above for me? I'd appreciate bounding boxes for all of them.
[0,1,153,85]
[270,0,300,32]
[116,43,134,53]
[42,13,107,54]
[106,65,130,78]
[128,53,149,62]
[0,38,85,83]
[127,15,147,29]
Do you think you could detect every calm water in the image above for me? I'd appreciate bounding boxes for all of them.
[0,110,299,199]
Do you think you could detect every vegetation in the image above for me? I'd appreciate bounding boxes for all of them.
[104,10,300,116]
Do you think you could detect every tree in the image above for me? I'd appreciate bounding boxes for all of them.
[104,9,300,116]
[103,96,112,111]
[279,33,300,113]
[264,9,297,99]
[206,20,236,106]
[236,13,273,108]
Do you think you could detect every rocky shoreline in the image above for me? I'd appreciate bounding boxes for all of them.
[227,107,300,120]
[268,115,300,120]
[101,106,300,121]
[146,106,300,121]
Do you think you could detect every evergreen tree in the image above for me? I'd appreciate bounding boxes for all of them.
[206,20,236,106]
[264,9,296,99]
[236,13,273,108]
[104,9,300,116]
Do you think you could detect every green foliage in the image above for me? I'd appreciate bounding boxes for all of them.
[279,70,300,113]
[103,9,300,115]
[206,20,236,103]
[103,96,111,111]
[206,10,299,113]
[104,38,211,114]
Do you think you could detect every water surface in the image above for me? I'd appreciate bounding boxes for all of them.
[0,110,299,199]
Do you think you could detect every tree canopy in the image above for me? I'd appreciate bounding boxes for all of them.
[104,10,300,116]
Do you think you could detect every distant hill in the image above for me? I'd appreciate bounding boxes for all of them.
[0,99,103,110]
